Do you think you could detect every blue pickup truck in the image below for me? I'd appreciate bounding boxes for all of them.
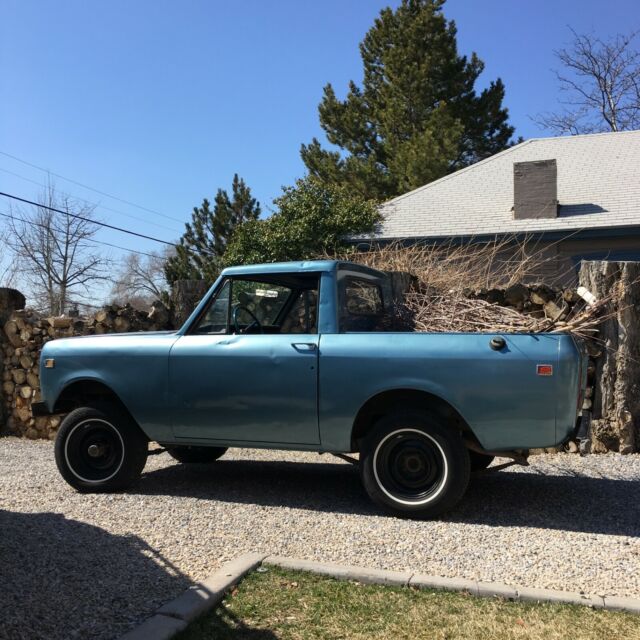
[36,260,587,518]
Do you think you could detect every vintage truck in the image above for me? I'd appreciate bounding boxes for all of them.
[35,260,588,518]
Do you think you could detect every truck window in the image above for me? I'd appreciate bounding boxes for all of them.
[192,276,318,334]
[232,281,292,328]
[339,277,385,332]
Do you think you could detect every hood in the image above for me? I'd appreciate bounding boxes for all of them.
[42,330,180,356]
[73,330,177,339]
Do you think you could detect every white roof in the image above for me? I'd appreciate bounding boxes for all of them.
[374,130,640,240]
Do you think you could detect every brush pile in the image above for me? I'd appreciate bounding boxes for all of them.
[346,241,609,338]
[403,285,608,338]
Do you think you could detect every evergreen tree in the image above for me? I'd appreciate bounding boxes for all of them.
[164,174,260,285]
[223,177,379,266]
[301,0,515,200]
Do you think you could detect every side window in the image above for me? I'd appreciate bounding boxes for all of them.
[193,280,230,334]
[339,277,385,332]
[191,275,320,335]
[232,281,291,328]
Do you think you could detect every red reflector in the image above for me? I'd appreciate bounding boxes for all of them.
[537,364,553,376]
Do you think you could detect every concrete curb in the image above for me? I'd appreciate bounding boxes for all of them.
[263,556,640,614]
[119,553,640,639]
[118,553,267,640]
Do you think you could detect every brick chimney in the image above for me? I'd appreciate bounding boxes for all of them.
[513,159,558,219]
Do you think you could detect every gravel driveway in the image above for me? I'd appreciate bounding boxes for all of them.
[1,437,639,639]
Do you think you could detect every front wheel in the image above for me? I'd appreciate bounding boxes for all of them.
[359,410,470,518]
[54,405,148,493]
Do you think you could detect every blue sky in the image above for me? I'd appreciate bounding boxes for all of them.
[1,0,639,269]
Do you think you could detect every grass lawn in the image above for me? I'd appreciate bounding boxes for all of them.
[175,566,640,640]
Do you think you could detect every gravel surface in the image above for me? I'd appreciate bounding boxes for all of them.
[1,437,639,639]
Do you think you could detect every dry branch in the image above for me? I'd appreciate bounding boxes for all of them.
[335,239,610,337]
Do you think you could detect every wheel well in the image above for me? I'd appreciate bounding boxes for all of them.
[54,380,148,440]
[351,389,476,451]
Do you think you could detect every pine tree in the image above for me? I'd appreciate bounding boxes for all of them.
[301,0,516,201]
[164,174,260,285]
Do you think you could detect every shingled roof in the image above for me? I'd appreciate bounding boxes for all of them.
[374,130,640,241]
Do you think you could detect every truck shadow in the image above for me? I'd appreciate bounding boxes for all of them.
[455,469,640,537]
[0,510,193,640]
[138,458,640,538]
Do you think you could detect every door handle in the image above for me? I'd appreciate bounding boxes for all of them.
[291,343,317,352]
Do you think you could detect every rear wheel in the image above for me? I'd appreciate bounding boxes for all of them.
[166,445,227,464]
[54,405,148,493]
[359,410,470,518]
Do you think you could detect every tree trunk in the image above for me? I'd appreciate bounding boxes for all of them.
[579,261,640,453]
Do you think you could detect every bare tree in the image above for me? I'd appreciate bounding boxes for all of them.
[0,223,18,287]
[8,184,110,315]
[535,28,640,134]
[109,247,173,308]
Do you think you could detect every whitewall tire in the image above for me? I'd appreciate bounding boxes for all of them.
[55,405,148,492]
[359,410,470,518]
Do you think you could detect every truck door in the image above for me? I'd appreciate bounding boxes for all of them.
[168,276,320,444]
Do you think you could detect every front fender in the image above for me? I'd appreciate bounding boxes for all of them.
[39,333,178,441]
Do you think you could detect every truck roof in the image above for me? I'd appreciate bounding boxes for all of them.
[221,259,386,278]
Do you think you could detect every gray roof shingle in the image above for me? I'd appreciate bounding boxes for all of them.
[374,130,640,240]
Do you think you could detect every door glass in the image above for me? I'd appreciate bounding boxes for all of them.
[193,280,230,334]
[192,275,320,334]
[232,281,292,329]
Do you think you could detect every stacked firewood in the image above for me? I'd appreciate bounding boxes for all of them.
[88,301,170,334]
[1,301,171,439]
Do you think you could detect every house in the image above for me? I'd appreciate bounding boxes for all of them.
[365,130,640,283]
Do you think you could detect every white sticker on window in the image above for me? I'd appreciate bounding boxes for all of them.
[255,289,279,298]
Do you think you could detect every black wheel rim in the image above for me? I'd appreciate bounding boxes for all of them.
[65,419,124,483]
[373,429,446,505]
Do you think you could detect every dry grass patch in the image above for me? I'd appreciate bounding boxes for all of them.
[176,567,640,640]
